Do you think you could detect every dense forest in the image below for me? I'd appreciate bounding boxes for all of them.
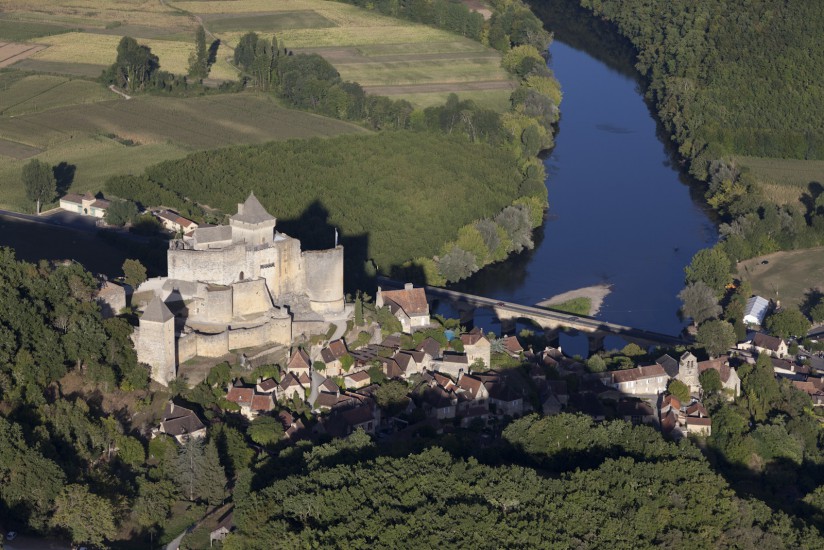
[106,132,545,286]
[575,0,824,168]
[225,414,823,548]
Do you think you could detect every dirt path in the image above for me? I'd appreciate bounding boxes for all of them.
[108,84,132,100]
[536,284,613,316]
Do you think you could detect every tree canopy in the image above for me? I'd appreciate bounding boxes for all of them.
[21,158,55,214]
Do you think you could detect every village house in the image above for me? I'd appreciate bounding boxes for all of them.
[279,411,308,440]
[792,377,824,407]
[344,370,371,389]
[59,191,110,218]
[286,348,312,376]
[432,352,469,379]
[225,385,255,419]
[698,356,741,398]
[456,374,490,413]
[319,340,348,377]
[488,383,525,417]
[501,335,524,358]
[743,295,770,326]
[156,402,206,444]
[739,332,789,358]
[279,372,308,401]
[376,283,431,333]
[460,327,491,368]
[617,400,656,426]
[153,209,198,235]
[255,377,278,395]
[659,393,712,438]
[395,350,425,376]
[209,509,234,547]
[604,364,668,395]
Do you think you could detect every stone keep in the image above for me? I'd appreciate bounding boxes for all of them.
[136,193,345,385]
[137,296,176,385]
[677,351,700,395]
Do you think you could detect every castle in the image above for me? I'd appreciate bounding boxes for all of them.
[134,193,345,385]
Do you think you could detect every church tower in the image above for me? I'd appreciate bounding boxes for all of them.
[137,295,176,385]
[677,351,700,395]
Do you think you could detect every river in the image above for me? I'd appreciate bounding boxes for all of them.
[447,10,718,351]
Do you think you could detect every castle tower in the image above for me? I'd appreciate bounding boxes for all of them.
[137,295,176,386]
[229,192,277,247]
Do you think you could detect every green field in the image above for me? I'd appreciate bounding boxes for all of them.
[737,155,824,206]
[0,74,112,116]
[0,93,367,210]
[205,11,336,33]
[0,19,74,41]
[737,247,824,308]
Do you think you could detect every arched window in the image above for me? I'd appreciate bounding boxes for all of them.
[239,271,244,281]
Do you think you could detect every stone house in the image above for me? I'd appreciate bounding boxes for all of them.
[226,386,255,419]
[59,191,110,218]
[488,383,524,417]
[456,374,490,413]
[416,337,442,367]
[344,370,371,389]
[605,364,668,395]
[157,402,206,444]
[395,350,425,376]
[697,356,741,398]
[792,378,824,407]
[617,400,655,426]
[209,510,234,547]
[279,372,307,401]
[501,335,524,358]
[319,339,349,377]
[432,352,469,379]
[255,378,278,395]
[739,332,788,358]
[460,328,491,368]
[154,209,198,235]
[251,393,274,415]
[420,386,457,420]
[376,283,431,333]
[287,348,312,376]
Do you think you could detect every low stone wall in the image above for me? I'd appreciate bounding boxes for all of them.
[178,332,198,364]
[198,331,229,358]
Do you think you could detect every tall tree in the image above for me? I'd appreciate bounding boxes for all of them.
[765,307,810,339]
[21,158,55,214]
[176,437,204,502]
[122,258,147,288]
[199,439,228,506]
[684,247,731,295]
[108,36,159,92]
[188,25,209,79]
[51,485,117,547]
[696,319,737,358]
[679,281,721,326]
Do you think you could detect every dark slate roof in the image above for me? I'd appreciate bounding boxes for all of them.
[230,192,275,224]
[753,332,785,352]
[194,224,232,243]
[656,354,679,378]
[142,295,174,323]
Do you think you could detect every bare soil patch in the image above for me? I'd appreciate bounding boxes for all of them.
[0,41,46,67]
[537,284,613,316]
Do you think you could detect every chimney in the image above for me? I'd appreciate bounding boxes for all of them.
[405,282,413,290]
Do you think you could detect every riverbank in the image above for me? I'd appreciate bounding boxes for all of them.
[537,284,612,316]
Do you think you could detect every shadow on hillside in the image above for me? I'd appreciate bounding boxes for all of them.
[277,200,371,294]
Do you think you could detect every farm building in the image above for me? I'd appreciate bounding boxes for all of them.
[154,209,198,234]
[59,192,110,218]
[743,295,770,325]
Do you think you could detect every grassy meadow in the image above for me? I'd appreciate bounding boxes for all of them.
[737,155,824,207]
[737,247,824,308]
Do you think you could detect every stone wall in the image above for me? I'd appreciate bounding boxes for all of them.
[168,245,246,285]
[178,332,197,364]
[233,279,271,318]
[303,246,344,314]
[198,331,229,357]
[204,285,233,323]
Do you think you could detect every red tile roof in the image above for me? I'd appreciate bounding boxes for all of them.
[226,387,254,406]
[251,394,273,411]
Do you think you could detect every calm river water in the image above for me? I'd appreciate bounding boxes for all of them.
[448,28,718,347]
